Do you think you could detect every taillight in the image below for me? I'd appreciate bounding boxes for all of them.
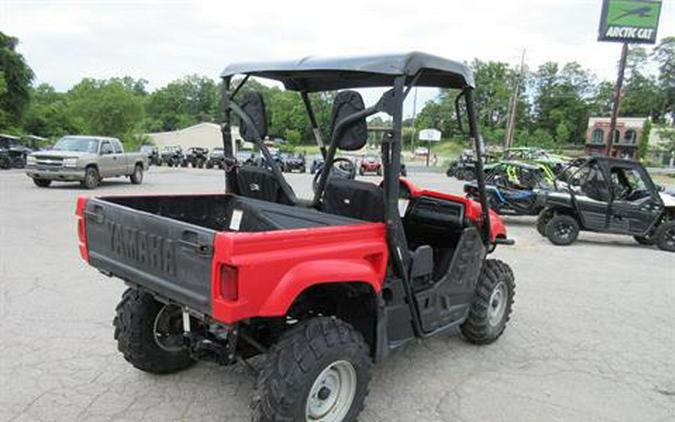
[219,265,238,301]
[75,196,89,262]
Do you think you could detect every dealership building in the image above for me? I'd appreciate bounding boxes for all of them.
[147,122,245,153]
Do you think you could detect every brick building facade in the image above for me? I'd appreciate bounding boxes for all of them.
[584,117,647,160]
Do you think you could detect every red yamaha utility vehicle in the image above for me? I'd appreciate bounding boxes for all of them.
[76,53,515,422]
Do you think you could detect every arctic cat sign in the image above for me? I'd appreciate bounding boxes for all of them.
[598,0,662,44]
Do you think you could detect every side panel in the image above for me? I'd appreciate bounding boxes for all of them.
[210,223,388,324]
[85,198,215,314]
[414,227,485,333]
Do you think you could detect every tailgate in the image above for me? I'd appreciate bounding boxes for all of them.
[84,197,215,314]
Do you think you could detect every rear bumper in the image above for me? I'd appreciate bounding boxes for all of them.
[26,168,85,181]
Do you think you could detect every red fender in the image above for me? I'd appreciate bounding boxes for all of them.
[258,259,382,315]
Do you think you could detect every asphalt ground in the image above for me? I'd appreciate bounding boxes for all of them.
[1,166,673,422]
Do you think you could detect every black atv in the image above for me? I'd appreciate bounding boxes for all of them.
[537,156,675,252]
[282,152,306,173]
[183,147,209,168]
[206,147,225,169]
[465,161,552,216]
[140,145,161,166]
[0,134,33,169]
[161,145,184,167]
[447,150,498,181]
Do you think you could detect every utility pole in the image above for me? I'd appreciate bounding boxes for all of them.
[505,49,526,149]
[606,42,628,157]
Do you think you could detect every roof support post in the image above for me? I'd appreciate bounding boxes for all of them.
[220,77,236,193]
[301,92,327,158]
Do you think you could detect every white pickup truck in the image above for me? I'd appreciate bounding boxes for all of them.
[26,135,148,189]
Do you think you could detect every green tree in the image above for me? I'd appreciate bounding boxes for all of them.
[145,75,219,131]
[531,61,593,144]
[0,31,34,128]
[67,78,144,140]
[23,83,84,137]
[622,46,661,119]
[652,37,675,124]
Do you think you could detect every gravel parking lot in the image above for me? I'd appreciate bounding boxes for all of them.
[1,167,674,422]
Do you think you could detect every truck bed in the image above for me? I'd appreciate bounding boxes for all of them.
[80,194,385,320]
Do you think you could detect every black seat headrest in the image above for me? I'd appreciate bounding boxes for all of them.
[323,178,384,222]
[330,90,368,151]
[236,165,295,205]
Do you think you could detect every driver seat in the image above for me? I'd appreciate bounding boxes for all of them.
[323,178,384,222]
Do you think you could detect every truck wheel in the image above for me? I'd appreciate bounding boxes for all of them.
[251,317,372,422]
[633,235,655,245]
[113,288,194,374]
[81,167,99,189]
[130,164,143,184]
[460,259,515,345]
[536,209,553,237]
[545,214,579,246]
[655,221,675,252]
[33,178,52,188]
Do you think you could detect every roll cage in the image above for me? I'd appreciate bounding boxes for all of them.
[218,54,492,323]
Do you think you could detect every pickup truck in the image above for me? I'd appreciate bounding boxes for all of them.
[26,135,148,189]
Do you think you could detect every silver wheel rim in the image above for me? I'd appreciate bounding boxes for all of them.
[152,305,185,352]
[488,282,508,327]
[305,360,357,422]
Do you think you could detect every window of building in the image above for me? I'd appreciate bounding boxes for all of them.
[623,129,636,145]
[591,128,604,144]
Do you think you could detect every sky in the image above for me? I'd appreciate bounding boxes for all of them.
[1,0,674,116]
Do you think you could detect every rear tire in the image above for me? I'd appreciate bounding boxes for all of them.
[655,221,675,252]
[545,214,579,246]
[251,317,372,422]
[113,288,194,374]
[33,178,51,188]
[81,167,99,190]
[461,259,515,345]
[130,164,143,184]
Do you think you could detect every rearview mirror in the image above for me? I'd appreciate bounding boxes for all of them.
[331,90,367,151]
[238,91,268,142]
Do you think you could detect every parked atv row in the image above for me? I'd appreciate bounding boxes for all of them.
[448,147,570,181]
[464,155,675,252]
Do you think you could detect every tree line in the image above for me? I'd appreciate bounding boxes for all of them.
[1,30,673,152]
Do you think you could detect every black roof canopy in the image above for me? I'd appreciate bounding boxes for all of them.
[221,52,475,92]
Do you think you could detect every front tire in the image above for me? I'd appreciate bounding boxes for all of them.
[536,209,553,237]
[130,164,143,184]
[545,214,579,246]
[461,259,515,344]
[251,317,372,422]
[81,167,99,189]
[33,178,52,188]
[655,221,675,252]
[113,289,194,374]
[633,235,655,245]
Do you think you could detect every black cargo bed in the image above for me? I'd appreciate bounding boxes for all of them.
[84,194,360,314]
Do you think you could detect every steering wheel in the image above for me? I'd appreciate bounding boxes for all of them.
[312,157,356,194]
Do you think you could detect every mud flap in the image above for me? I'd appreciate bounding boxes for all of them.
[414,227,486,333]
